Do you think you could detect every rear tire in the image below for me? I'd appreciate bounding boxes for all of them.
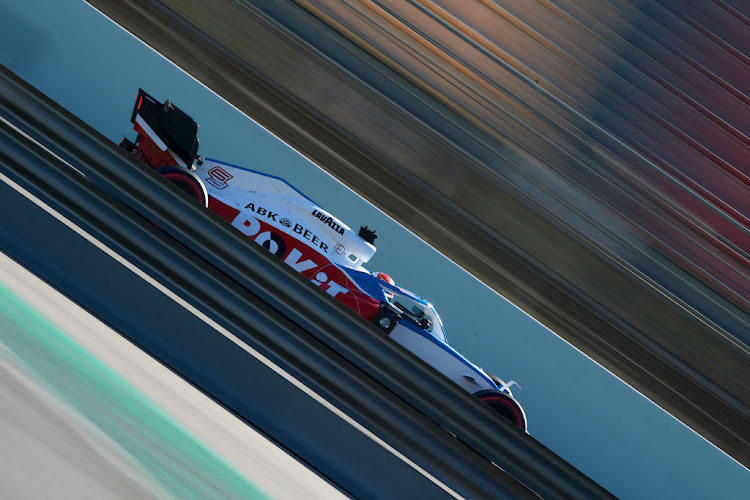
[156,166,208,208]
[474,389,527,432]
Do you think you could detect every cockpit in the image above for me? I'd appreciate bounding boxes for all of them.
[380,284,447,343]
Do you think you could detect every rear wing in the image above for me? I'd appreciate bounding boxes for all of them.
[130,89,199,168]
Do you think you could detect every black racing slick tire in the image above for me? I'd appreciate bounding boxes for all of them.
[156,166,209,208]
[474,389,528,432]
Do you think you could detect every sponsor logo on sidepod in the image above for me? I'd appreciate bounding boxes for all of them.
[246,203,329,253]
[231,212,348,298]
[208,196,365,306]
[205,165,233,189]
[311,209,345,235]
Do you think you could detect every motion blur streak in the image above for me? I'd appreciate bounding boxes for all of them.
[0,251,348,500]
[85,0,750,465]
[0,268,270,499]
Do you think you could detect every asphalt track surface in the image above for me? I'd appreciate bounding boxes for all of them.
[85,0,750,466]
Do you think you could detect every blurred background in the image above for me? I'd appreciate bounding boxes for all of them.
[0,0,748,497]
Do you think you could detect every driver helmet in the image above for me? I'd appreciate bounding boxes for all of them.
[374,271,395,285]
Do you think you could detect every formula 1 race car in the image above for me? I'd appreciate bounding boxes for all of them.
[120,89,527,432]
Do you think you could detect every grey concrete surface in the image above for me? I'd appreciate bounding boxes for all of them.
[0,251,347,500]
[0,347,165,500]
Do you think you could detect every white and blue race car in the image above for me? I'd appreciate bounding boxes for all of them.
[120,89,527,431]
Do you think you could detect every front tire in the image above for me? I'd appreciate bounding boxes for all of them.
[156,166,209,208]
[474,389,527,432]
